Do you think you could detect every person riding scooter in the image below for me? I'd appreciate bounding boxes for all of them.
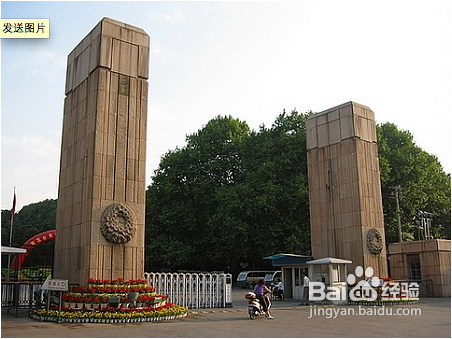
[253,279,274,319]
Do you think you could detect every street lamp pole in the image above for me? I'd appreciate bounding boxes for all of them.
[7,187,16,273]
[394,185,402,242]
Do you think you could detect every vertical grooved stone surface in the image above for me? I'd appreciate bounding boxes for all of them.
[306,102,387,277]
[55,18,149,285]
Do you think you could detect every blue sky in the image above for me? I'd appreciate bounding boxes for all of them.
[1,0,451,211]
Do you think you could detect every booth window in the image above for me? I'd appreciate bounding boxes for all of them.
[332,264,339,282]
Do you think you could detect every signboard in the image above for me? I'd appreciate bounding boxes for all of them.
[41,276,68,291]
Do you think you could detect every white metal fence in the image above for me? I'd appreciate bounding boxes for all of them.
[144,272,233,309]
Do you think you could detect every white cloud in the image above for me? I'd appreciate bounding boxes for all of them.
[146,5,185,23]
[35,46,66,70]
[1,0,450,212]
[1,132,61,211]
[3,44,65,78]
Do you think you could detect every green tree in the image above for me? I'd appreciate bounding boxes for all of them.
[145,111,312,274]
[4,113,449,276]
[145,116,250,272]
[234,110,311,268]
[1,199,57,268]
[377,123,451,243]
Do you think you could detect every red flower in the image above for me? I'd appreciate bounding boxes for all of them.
[137,294,155,302]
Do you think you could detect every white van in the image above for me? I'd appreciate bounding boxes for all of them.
[237,271,278,289]
[264,271,282,286]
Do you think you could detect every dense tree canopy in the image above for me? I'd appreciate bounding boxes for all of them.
[145,113,450,275]
[377,123,451,242]
[2,112,450,274]
[1,199,57,268]
[145,112,312,273]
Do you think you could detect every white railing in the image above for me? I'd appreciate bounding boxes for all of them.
[144,272,232,309]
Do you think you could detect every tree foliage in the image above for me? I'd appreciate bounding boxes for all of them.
[146,114,451,275]
[145,112,311,274]
[1,199,57,267]
[3,114,450,273]
[377,123,451,243]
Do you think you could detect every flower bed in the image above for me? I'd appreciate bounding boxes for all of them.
[33,278,188,323]
[33,304,188,323]
[59,278,168,309]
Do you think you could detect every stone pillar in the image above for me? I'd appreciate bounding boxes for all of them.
[54,18,150,285]
[306,102,388,278]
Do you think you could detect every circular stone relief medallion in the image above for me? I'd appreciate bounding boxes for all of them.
[367,228,383,254]
[101,204,136,244]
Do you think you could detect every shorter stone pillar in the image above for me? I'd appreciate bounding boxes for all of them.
[306,102,387,278]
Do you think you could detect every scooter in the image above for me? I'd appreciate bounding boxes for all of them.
[245,292,271,320]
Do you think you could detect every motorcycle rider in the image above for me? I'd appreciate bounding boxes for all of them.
[253,279,274,319]
[273,279,284,300]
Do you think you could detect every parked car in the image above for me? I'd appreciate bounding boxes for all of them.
[237,271,279,289]
[264,271,282,286]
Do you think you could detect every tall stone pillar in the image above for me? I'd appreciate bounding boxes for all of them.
[306,102,388,277]
[54,18,150,285]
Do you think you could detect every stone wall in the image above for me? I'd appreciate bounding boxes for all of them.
[389,239,451,297]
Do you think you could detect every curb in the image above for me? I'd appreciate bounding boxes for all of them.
[189,305,310,315]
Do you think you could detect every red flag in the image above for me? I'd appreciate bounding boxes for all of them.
[11,189,16,218]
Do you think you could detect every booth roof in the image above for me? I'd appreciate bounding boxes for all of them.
[306,257,352,265]
[1,246,26,255]
[264,253,313,266]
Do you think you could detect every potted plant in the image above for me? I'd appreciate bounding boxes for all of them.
[121,296,131,308]
[137,294,155,307]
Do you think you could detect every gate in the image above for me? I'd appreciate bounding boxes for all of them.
[1,282,42,316]
[144,272,233,309]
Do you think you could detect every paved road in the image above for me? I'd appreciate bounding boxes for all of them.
[2,289,450,338]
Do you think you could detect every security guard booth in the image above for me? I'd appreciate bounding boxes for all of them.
[306,257,352,304]
[264,253,312,299]
[264,254,352,302]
